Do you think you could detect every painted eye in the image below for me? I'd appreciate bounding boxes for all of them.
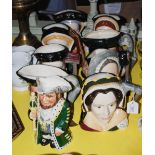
[98,106,101,108]
[48,95,54,98]
[110,102,116,107]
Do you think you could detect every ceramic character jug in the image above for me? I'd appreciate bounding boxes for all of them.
[35,76,72,149]
[87,48,122,77]
[82,29,134,81]
[12,45,35,91]
[41,23,75,51]
[93,14,120,31]
[82,29,121,52]
[33,44,69,69]
[80,72,142,131]
[85,48,130,80]
[92,14,126,31]
[53,9,87,34]
[17,64,81,129]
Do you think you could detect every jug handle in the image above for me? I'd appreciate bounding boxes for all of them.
[30,53,38,65]
[122,82,142,102]
[80,22,87,34]
[122,82,142,110]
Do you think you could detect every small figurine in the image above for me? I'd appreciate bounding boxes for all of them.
[34,76,72,149]
[80,72,142,131]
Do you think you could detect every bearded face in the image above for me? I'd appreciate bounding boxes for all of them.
[39,92,57,109]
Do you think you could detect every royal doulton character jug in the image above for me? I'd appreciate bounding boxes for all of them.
[87,48,126,77]
[33,44,69,69]
[17,64,80,107]
[53,9,87,34]
[80,72,142,131]
[12,45,35,90]
[17,64,80,130]
[35,76,73,149]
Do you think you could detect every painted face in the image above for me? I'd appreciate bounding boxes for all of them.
[39,92,57,109]
[91,92,117,123]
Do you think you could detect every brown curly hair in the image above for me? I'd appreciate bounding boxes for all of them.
[85,88,123,111]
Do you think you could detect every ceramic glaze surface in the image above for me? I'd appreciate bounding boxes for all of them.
[98,62,119,76]
[88,48,109,58]
[34,44,68,62]
[42,61,64,69]
[43,23,69,31]
[42,33,74,51]
[91,92,117,123]
[94,16,119,31]
[87,49,121,76]
[93,14,120,22]
[12,45,35,54]
[84,29,120,39]
[62,20,81,32]
[37,76,72,94]
[110,15,120,20]
[12,45,34,90]
[35,44,65,54]
[53,9,87,23]
[94,14,126,26]
[82,29,121,50]
[13,51,32,66]
[42,23,70,39]
[12,65,29,90]
[54,9,80,15]
[17,64,68,82]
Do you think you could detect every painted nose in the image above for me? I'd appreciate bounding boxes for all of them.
[43,96,49,103]
[102,106,110,117]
